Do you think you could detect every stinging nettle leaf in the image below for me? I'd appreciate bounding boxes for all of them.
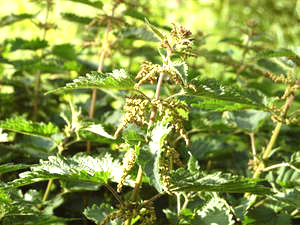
[63,0,103,9]
[9,38,48,51]
[137,123,171,193]
[84,203,122,225]
[186,78,269,110]
[61,12,93,24]
[0,13,35,27]
[47,69,136,94]
[144,18,165,40]
[0,117,59,139]
[0,164,29,175]
[118,26,160,42]
[8,153,133,189]
[169,168,272,194]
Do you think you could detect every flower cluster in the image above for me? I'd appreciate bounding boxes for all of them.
[114,95,190,145]
[135,61,197,91]
[265,71,294,85]
[170,23,197,59]
[117,148,136,193]
[159,141,184,195]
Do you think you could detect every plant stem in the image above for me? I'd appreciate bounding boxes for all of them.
[249,132,257,161]
[124,165,143,225]
[33,0,51,121]
[42,179,53,202]
[86,16,112,153]
[149,72,165,126]
[252,76,300,179]
[104,183,125,207]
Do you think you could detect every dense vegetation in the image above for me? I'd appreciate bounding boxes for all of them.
[1,1,300,224]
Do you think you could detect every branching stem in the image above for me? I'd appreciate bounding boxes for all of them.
[252,76,300,179]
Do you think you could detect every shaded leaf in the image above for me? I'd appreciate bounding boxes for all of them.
[0,13,34,27]
[52,43,77,60]
[0,164,29,175]
[83,203,122,225]
[227,109,269,133]
[169,168,272,194]
[0,117,59,139]
[9,38,48,51]
[61,12,93,24]
[118,26,160,42]
[187,78,269,110]
[64,0,103,9]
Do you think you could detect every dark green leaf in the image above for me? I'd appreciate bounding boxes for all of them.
[63,0,103,9]
[227,110,269,133]
[52,43,77,60]
[9,38,48,51]
[83,203,122,225]
[0,13,34,27]
[0,164,29,175]
[187,78,269,110]
[0,117,59,139]
[169,168,272,194]
[61,12,93,24]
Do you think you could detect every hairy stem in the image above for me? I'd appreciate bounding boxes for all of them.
[252,76,300,179]
[249,132,257,161]
[33,0,51,121]
[124,165,143,225]
[86,15,112,153]
[42,179,53,202]
[104,184,125,207]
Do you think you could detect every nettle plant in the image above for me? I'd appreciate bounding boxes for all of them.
[1,2,300,225]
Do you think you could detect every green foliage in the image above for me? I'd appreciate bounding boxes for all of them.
[8,153,126,189]
[0,13,34,27]
[0,117,59,139]
[169,168,272,194]
[63,0,103,9]
[2,1,300,224]
[48,70,136,93]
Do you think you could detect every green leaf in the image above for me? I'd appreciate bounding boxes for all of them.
[187,78,269,110]
[255,49,299,59]
[63,0,103,9]
[137,123,171,192]
[123,9,147,21]
[275,166,300,188]
[227,110,270,133]
[118,26,160,42]
[8,153,130,189]
[169,168,272,194]
[244,206,291,225]
[48,69,135,94]
[9,38,48,51]
[61,12,93,24]
[0,164,29,175]
[193,194,235,225]
[191,98,260,112]
[144,18,165,40]
[0,13,34,27]
[83,203,122,225]
[83,124,115,140]
[0,117,59,139]
[171,61,189,84]
[52,43,77,60]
